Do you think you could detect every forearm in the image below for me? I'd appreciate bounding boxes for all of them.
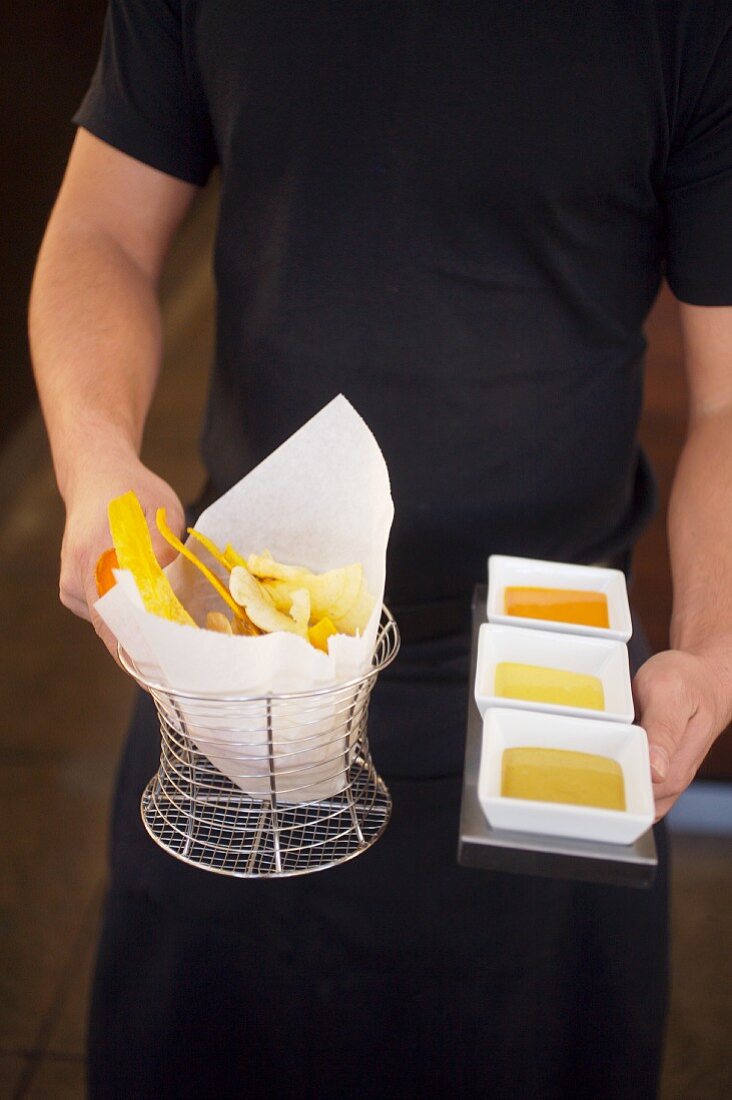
[668,407,732,670]
[29,217,163,502]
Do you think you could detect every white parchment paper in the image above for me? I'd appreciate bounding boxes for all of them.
[95,395,394,799]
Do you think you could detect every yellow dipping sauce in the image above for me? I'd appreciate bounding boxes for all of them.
[494,662,604,711]
[504,586,609,629]
[501,747,626,811]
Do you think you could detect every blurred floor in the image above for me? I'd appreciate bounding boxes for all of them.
[1,187,730,1098]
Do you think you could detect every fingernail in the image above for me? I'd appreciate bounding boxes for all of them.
[649,746,669,781]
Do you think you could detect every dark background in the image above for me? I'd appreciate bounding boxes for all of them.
[1,1,107,444]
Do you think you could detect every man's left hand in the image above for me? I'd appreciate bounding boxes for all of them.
[633,648,732,820]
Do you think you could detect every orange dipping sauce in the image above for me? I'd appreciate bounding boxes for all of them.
[504,586,609,629]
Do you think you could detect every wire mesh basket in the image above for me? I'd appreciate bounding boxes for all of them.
[119,609,400,878]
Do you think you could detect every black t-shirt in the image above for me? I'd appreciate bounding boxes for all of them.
[75,2,732,605]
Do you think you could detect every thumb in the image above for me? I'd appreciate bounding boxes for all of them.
[633,659,694,782]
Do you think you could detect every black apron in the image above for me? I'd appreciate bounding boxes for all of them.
[88,601,667,1100]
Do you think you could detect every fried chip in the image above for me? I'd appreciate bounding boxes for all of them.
[224,544,247,570]
[108,500,374,644]
[107,492,196,627]
[308,616,338,653]
[187,527,231,572]
[156,508,257,630]
[330,576,375,635]
[248,550,311,582]
[95,547,119,597]
[206,610,233,634]
[289,588,311,631]
[229,566,309,637]
[263,564,365,628]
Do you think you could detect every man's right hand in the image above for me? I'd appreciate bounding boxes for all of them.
[60,443,186,659]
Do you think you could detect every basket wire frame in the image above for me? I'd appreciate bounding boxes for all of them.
[121,609,400,878]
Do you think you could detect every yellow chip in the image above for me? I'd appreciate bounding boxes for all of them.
[187,527,231,572]
[331,577,375,635]
[264,564,364,625]
[248,550,312,582]
[206,611,233,634]
[156,509,254,628]
[308,616,338,653]
[229,566,309,637]
[107,492,195,627]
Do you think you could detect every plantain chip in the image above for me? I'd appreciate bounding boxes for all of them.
[308,616,338,653]
[330,576,374,635]
[187,527,231,572]
[263,563,364,628]
[289,588,311,632]
[206,610,233,634]
[156,508,258,631]
[107,492,196,627]
[95,547,119,597]
[247,550,311,582]
[104,497,373,643]
[229,566,309,637]
[223,544,247,570]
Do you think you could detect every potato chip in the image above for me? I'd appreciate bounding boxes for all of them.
[331,576,375,635]
[229,566,309,637]
[289,588,311,631]
[107,497,374,644]
[107,492,196,627]
[248,550,311,583]
[206,611,233,634]
[261,563,364,624]
[315,563,363,621]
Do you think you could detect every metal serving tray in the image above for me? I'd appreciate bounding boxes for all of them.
[458,586,657,888]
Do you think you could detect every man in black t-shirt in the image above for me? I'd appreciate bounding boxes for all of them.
[30,3,732,1097]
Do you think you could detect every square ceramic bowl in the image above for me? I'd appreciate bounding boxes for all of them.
[487,555,632,642]
[477,707,654,845]
[474,623,634,723]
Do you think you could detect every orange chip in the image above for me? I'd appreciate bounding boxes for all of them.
[95,547,119,597]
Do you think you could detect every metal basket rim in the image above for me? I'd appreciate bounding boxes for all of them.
[118,605,399,703]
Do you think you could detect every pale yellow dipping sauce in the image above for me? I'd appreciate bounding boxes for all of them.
[494,662,605,711]
[501,747,626,811]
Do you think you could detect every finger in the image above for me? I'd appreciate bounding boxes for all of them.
[634,668,694,783]
[647,709,715,807]
[60,584,92,621]
[82,565,120,659]
[654,793,681,822]
[152,534,179,569]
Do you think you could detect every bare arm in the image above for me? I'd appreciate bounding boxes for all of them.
[633,302,732,817]
[29,130,198,647]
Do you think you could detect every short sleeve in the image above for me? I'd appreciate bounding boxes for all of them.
[664,22,732,305]
[73,0,217,186]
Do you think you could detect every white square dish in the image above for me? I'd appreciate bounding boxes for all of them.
[487,555,632,642]
[473,623,634,723]
[477,707,654,845]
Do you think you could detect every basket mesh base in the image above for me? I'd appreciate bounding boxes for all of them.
[132,608,399,878]
[141,750,391,878]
